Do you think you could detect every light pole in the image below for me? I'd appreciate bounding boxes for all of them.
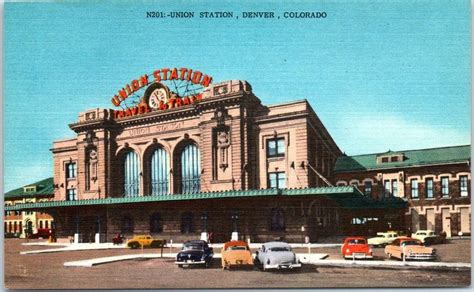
[201,213,208,232]
[231,214,239,232]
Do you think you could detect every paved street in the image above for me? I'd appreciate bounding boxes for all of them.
[4,238,471,289]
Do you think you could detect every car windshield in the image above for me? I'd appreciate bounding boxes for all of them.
[401,241,420,246]
[376,234,386,238]
[348,239,366,245]
[227,246,247,251]
[183,244,204,251]
[269,247,291,252]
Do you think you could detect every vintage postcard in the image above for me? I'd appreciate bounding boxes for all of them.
[3,0,471,289]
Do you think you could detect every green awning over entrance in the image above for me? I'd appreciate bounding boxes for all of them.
[5,186,406,211]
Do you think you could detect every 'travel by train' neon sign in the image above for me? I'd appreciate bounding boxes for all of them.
[111,67,213,119]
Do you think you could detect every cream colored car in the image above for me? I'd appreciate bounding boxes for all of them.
[411,230,445,245]
[367,232,398,247]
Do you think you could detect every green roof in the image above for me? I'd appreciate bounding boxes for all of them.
[4,186,405,211]
[4,177,54,199]
[335,145,470,173]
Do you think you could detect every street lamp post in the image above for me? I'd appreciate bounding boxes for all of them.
[201,213,208,232]
[200,213,208,242]
[231,214,239,232]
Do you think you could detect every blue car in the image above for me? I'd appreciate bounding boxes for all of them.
[175,240,214,268]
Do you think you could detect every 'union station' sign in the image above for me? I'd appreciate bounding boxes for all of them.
[111,67,213,119]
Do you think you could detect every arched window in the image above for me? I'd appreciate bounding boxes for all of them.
[124,151,140,197]
[39,221,43,229]
[14,221,17,233]
[8,222,12,233]
[45,221,48,229]
[271,208,285,231]
[180,212,194,233]
[151,147,169,195]
[149,213,163,233]
[181,144,200,194]
[121,215,134,233]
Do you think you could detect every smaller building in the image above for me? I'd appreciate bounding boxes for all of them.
[335,145,471,237]
[4,178,55,238]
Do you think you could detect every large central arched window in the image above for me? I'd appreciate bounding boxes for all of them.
[181,144,200,193]
[151,147,169,195]
[124,151,140,197]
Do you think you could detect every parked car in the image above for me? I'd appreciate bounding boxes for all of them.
[175,240,214,268]
[112,233,125,245]
[255,241,301,271]
[341,237,373,259]
[221,240,253,269]
[368,231,398,247]
[126,235,166,249]
[384,237,436,260]
[29,228,52,239]
[411,230,446,245]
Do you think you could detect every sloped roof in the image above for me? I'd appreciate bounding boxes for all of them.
[4,177,54,199]
[335,145,470,173]
[4,186,406,211]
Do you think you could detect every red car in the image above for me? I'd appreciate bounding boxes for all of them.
[29,228,52,239]
[341,237,373,259]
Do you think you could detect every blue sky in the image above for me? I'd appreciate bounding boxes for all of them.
[4,1,471,192]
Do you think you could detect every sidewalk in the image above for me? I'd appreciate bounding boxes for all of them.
[63,252,329,267]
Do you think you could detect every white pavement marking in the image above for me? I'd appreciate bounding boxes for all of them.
[21,243,126,255]
[309,259,471,269]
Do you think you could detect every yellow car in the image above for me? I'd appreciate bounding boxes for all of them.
[126,235,166,249]
[221,241,253,269]
[367,231,398,247]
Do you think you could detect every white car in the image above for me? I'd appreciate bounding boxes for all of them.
[411,230,445,245]
[368,232,398,247]
[255,242,301,271]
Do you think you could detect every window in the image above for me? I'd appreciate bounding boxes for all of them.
[411,179,418,199]
[121,215,134,233]
[149,213,163,233]
[150,147,169,195]
[66,189,77,201]
[271,208,285,231]
[181,144,201,194]
[45,221,48,229]
[441,177,449,197]
[39,221,43,229]
[66,163,77,179]
[384,180,391,197]
[391,156,399,162]
[268,172,286,189]
[364,181,372,196]
[391,180,398,197]
[124,151,140,197]
[180,212,194,233]
[460,176,468,197]
[266,137,285,158]
[426,178,434,199]
[381,157,389,163]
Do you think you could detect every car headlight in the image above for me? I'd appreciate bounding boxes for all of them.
[368,249,372,253]
[346,249,350,253]
[432,249,436,255]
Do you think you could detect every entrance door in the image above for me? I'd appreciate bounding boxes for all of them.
[426,209,435,230]
[460,207,470,234]
[411,209,419,233]
[442,209,451,237]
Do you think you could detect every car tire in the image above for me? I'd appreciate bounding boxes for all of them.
[130,242,139,249]
[178,264,183,268]
[388,253,392,259]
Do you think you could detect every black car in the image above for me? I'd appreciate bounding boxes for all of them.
[175,240,214,268]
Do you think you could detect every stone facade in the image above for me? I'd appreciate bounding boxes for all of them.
[335,156,471,237]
